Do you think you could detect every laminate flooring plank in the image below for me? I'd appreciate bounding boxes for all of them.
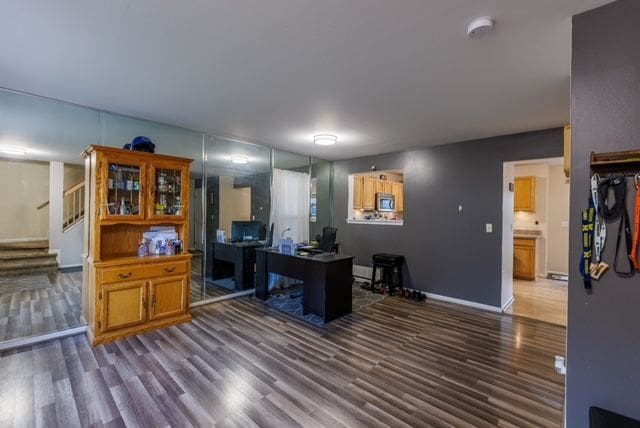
[0,293,566,428]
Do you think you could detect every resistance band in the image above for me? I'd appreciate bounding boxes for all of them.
[580,197,595,289]
[598,175,634,276]
[631,175,640,270]
[590,174,607,263]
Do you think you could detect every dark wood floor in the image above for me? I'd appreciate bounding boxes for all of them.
[0,295,566,427]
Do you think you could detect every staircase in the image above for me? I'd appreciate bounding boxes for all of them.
[0,240,58,277]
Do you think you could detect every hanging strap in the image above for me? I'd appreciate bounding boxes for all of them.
[580,197,596,289]
[591,174,607,263]
[614,202,634,276]
[631,175,640,270]
[598,175,626,219]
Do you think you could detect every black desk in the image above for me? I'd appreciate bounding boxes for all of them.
[213,241,265,290]
[255,248,354,323]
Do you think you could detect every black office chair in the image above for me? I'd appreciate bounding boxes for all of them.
[318,226,338,253]
[266,223,274,247]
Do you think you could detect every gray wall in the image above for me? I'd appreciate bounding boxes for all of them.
[567,0,640,425]
[332,128,563,307]
[311,160,332,239]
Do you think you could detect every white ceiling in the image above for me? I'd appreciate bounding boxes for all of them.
[0,0,612,160]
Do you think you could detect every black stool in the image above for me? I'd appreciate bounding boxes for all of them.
[370,253,405,295]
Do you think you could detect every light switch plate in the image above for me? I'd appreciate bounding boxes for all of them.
[486,223,493,233]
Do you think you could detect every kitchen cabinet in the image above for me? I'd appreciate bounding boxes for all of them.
[514,237,536,280]
[353,176,363,209]
[514,176,536,212]
[393,182,404,211]
[376,179,385,194]
[383,181,393,193]
[83,145,193,345]
[362,177,377,210]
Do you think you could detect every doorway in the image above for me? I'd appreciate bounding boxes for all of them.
[502,157,569,326]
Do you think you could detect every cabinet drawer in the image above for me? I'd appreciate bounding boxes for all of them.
[101,260,188,284]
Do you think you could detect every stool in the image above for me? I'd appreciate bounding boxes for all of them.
[370,253,405,295]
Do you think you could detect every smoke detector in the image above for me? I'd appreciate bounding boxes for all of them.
[467,16,494,39]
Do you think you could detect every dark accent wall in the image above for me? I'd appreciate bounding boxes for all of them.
[332,128,563,307]
[311,160,332,240]
[567,1,640,425]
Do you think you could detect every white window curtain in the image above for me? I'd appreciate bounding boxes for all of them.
[271,168,310,244]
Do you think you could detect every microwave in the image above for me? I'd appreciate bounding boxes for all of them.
[376,193,395,212]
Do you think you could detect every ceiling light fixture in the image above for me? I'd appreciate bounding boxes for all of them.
[0,145,27,155]
[230,155,249,164]
[314,134,338,146]
[467,16,494,39]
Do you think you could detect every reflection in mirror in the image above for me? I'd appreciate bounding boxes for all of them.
[0,89,99,342]
[272,150,311,244]
[200,136,271,301]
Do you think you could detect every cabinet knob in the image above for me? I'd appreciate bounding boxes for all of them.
[164,266,176,273]
[118,272,132,279]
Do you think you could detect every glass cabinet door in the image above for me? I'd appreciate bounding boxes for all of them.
[149,163,187,219]
[103,160,145,219]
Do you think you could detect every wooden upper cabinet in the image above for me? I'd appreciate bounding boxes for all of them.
[514,176,536,212]
[100,154,147,220]
[148,160,189,220]
[383,180,393,194]
[393,182,404,212]
[375,179,385,194]
[353,176,363,210]
[564,124,571,178]
[362,177,377,210]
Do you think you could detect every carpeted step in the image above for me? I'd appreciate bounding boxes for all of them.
[0,240,49,251]
[0,256,58,277]
[0,249,51,260]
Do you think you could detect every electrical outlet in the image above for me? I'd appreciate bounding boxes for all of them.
[486,223,493,233]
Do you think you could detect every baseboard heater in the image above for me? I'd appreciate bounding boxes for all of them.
[547,272,568,282]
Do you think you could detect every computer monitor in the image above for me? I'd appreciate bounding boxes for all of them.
[231,221,264,242]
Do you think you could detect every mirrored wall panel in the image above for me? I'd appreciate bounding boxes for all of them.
[200,136,272,300]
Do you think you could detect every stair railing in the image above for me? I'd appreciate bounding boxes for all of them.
[63,181,85,231]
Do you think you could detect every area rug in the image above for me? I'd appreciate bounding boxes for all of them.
[0,274,53,294]
[265,280,386,326]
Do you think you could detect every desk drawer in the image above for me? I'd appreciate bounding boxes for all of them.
[101,260,189,284]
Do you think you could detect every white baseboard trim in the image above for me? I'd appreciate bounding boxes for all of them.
[59,263,83,269]
[190,289,255,308]
[0,326,87,352]
[354,264,501,313]
[501,296,515,312]
[424,292,502,313]
[0,237,48,244]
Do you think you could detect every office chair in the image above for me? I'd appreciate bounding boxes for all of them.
[318,226,338,253]
[266,223,274,247]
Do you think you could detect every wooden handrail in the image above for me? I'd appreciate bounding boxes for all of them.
[36,181,85,211]
[64,181,85,197]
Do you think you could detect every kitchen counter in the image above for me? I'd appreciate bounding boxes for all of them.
[346,218,404,226]
[514,229,541,239]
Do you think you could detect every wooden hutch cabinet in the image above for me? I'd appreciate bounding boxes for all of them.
[82,145,193,345]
